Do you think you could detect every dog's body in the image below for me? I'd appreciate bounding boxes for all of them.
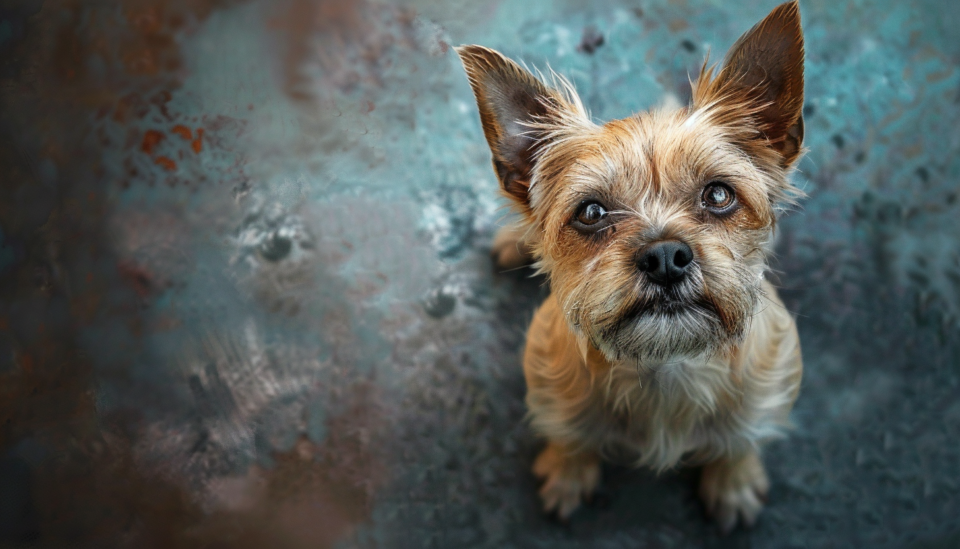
[525,281,801,527]
[458,1,806,533]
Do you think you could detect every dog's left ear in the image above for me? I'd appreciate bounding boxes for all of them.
[696,1,805,167]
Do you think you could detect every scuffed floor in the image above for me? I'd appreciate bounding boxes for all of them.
[1,0,959,547]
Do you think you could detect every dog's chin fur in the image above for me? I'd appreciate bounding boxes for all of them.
[458,0,807,533]
[600,305,733,364]
[566,256,767,364]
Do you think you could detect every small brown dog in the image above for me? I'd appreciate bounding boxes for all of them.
[457,0,805,533]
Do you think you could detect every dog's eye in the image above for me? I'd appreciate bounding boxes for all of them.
[576,201,608,226]
[702,182,736,212]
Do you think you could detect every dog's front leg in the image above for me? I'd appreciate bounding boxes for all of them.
[698,450,770,534]
[532,441,600,520]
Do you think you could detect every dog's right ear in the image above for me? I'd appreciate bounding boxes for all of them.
[456,45,585,210]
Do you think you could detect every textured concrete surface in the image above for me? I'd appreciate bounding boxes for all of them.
[1,0,959,547]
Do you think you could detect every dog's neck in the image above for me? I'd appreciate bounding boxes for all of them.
[570,328,747,469]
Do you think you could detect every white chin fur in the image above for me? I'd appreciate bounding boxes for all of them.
[598,307,732,364]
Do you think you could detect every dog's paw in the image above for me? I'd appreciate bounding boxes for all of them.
[532,443,600,520]
[699,452,770,534]
[491,224,533,271]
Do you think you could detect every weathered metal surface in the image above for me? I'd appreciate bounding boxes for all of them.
[0,0,958,547]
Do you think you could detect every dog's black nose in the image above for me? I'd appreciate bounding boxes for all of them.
[637,240,694,286]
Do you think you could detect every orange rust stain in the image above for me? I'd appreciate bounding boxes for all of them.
[141,130,165,154]
[154,156,177,171]
[171,124,192,140]
[191,128,204,153]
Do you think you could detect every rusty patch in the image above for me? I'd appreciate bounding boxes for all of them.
[141,129,166,154]
[154,156,178,171]
[191,128,204,153]
[171,124,193,140]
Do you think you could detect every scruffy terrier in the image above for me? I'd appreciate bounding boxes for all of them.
[457,1,805,533]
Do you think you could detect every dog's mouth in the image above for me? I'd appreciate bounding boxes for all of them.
[625,285,715,317]
[648,293,695,315]
[599,285,727,336]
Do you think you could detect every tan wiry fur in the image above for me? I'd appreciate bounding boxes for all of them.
[458,1,806,534]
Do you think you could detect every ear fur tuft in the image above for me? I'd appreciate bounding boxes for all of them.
[693,1,805,167]
[456,45,588,208]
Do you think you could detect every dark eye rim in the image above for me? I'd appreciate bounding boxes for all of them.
[571,199,614,234]
[701,181,737,214]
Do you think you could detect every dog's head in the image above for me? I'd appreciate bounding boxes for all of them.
[458,1,804,362]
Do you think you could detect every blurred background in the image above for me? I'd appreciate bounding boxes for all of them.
[1,0,959,547]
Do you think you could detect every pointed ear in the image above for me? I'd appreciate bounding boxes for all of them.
[695,1,805,167]
[456,45,583,208]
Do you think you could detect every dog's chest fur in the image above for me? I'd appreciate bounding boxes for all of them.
[523,281,801,472]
